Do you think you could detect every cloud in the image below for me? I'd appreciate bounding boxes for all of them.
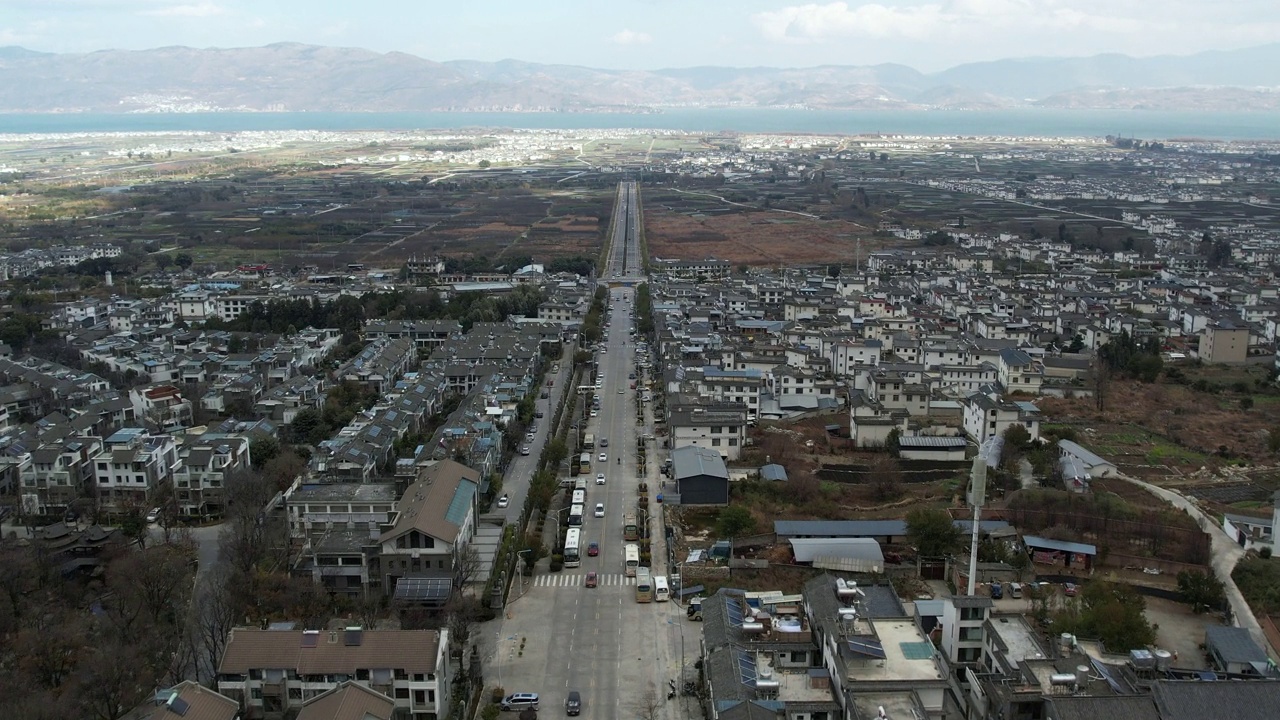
[610,29,653,46]
[751,2,945,42]
[138,2,225,17]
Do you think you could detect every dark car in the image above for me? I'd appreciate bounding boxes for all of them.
[587,542,599,556]
[585,572,598,588]
[565,691,582,716]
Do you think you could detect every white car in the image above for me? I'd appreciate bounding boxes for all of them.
[593,503,605,518]
[596,473,606,485]
[497,495,510,509]
[590,409,599,417]
[145,507,162,523]
[618,388,624,394]
[598,452,607,463]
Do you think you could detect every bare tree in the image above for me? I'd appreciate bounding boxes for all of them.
[867,454,904,502]
[633,686,664,720]
[353,592,385,630]
[454,544,484,589]
[73,640,153,720]
[193,567,238,685]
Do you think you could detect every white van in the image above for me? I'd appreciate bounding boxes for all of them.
[1009,582,1023,599]
[654,575,670,602]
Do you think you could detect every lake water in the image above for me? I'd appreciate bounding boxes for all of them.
[0,108,1276,140]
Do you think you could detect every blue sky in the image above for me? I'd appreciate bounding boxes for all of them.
[2,0,1278,72]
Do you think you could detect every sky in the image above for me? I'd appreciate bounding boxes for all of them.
[2,0,1278,72]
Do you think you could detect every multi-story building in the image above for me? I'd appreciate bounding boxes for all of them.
[216,627,450,720]
[19,435,102,516]
[92,428,179,512]
[173,434,252,517]
[375,460,480,601]
[668,403,748,462]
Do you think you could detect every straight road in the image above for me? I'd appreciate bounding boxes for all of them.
[493,185,692,717]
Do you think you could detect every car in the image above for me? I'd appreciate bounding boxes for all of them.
[526,432,535,441]
[540,391,549,399]
[145,507,162,523]
[520,446,531,456]
[599,438,608,447]
[500,693,539,712]
[1063,582,1079,597]
[618,388,624,394]
[565,691,582,716]
[590,409,599,417]
[534,410,544,418]
[600,348,607,353]
[595,473,606,485]
[587,542,599,556]
[593,502,605,518]
[598,452,607,463]
[628,372,636,380]
[497,495,509,508]
[585,572,598,588]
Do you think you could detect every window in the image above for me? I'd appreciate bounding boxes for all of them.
[395,688,410,699]
[711,426,722,434]
[958,647,982,663]
[288,688,302,700]
[728,438,737,447]
[960,607,986,622]
[711,439,721,447]
[415,690,427,705]
[251,688,263,700]
[960,627,984,642]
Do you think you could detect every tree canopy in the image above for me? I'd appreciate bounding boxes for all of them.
[906,507,962,557]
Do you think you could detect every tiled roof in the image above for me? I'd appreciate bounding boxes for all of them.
[218,628,442,675]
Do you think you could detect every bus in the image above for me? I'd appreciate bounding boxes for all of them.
[579,453,591,473]
[623,512,640,541]
[571,489,586,507]
[574,478,589,494]
[568,504,584,527]
[653,575,670,602]
[635,567,653,603]
[623,543,640,577]
[583,434,595,450]
[563,528,582,568]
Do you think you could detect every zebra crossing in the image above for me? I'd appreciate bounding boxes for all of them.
[531,572,636,587]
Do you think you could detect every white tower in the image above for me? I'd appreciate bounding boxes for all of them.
[967,456,987,595]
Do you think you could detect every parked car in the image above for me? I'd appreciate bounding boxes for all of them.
[146,507,162,523]
[500,693,539,712]
[587,542,599,557]
[520,446,531,456]
[599,438,608,447]
[585,572,598,588]
[1063,582,1079,597]
[497,495,509,509]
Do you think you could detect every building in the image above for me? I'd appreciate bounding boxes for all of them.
[669,404,748,461]
[376,460,480,603]
[1199,322,1249,364]
[93,428,179,512]
[141,681,240,720]
[672,445,730,506]
[1057,439,1117,479]
[1203,626,1270,675]
[216,627,449,720]
[297,681,395,720]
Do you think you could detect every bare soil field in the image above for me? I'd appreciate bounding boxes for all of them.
[1036,379,1276,473]
[644,206,897,266]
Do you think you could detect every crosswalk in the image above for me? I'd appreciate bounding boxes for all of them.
[531,572,636,587]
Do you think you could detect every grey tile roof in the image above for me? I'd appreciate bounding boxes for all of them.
[1153,680,1280,720]
[1204,625,1267,665]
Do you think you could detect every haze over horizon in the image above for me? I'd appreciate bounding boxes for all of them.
[5,0,1280,73]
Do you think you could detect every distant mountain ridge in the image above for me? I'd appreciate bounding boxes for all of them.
[0,42,1277,113]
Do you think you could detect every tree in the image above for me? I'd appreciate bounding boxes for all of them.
[174,253,193,271]
[716,506,756,539]
[1177,570,1226,614]
[455,544,484,589]
[154,254,172,272]
[250,435,280,469]
[1003,424,1031,451]
[885,427,901,458]
[1051,581,1155,652]
[867,455,903,501]
[193,567,238,683]
[905,507,961,557]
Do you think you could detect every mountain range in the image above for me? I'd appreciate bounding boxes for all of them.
[1,42,1278,114]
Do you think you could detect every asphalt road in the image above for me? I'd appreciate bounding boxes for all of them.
[496,357,574,525]
[486,182,694,717]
